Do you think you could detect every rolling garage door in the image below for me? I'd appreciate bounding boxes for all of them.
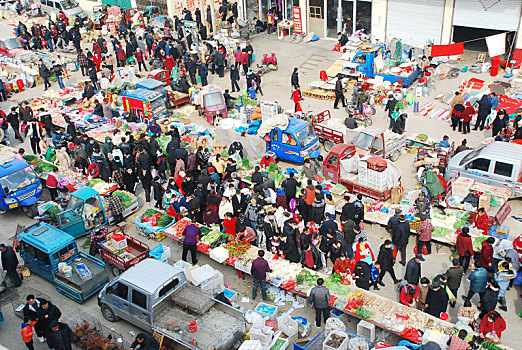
[386,0,445,48]
[453,0,522,31]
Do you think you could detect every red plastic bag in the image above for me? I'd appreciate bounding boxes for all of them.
[328,295,338,306]
[167,205,176,217]
[281,280,296,291]
[149,213,162,226]
[400,328,421,342]
[395,313,409,321]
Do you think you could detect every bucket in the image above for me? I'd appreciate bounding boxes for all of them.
[188,320,197,333]
[63,265,72,277]
[58,262,67,273]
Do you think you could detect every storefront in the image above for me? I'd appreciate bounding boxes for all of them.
[452,0,521,51]
[386,0,445,48]
[306,0,372,39]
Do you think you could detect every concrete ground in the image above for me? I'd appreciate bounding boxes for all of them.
[0,7,521,350]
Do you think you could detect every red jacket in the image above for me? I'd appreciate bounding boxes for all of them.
[399,284,420,306]
[46,172,58,188]
[472,212,489,235]
[241,52,249,64]
[21,321,37,343]
[480,241,493,268]
[116,48,126,61]
[462,106,475,122]
[479,312,506,338]
[260,156,275,168]
[456,231,473,257]
[223,218,237,236]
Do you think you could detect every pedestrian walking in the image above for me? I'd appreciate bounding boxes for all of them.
[384,94,398,129]
[251,250,272,301]
[230,65,240,92]
[425,281,449,318]
[52,61,65,89]
[7,106,23,142]
[46,167,59,200]
[392,215,410,265]
[404,254,424,285]
[446,258,464,307]
[333,76,346,109]
[464,260,487,303]
[308,278,331,327]
[291,67,299,88]
[376,239,400,285]
[456,227,474,273]
[38,60,51,90]
[416,216,434,255]
[107,191,125,226]
[0,243,22,287]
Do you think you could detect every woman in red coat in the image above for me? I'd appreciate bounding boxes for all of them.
[456,227,474,273]
[461,101,475,134]
[472,207,489,235]
[165,54,175,74]
[479,311,506,340]
[291,85,304,112]
[93,53,102,72]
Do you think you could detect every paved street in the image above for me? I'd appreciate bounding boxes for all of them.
[0,6,520,350]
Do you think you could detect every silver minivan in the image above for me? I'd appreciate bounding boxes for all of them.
[38,0,87,20]
[445,142,522,198]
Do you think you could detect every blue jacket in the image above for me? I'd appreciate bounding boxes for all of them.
[370,264,380,282]
[468,267,487,293]
[199,63,208,78]
[489,95,499,110]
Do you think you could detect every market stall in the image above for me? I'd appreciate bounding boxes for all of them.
[163,219,457,344]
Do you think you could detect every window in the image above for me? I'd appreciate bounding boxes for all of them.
[111,282,129,300]
[159,278,179,297]
[309,6,322,19]
[132,289,147,309]
[282,133,297,146]
[52,244,76,262]
[20,241,36,258]
[272,130,279,142]
[493,162,513,178]
[34,247,51,265]
[465,158,491,172]
[326,155,338,168]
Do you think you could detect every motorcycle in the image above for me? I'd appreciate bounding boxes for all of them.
[345,102,374,125]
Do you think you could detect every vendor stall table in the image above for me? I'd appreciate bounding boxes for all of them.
[163,222,455,344]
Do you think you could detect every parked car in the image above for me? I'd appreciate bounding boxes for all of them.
[445,141,522,198]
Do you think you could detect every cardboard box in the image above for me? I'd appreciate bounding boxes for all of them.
[479,193,491,211]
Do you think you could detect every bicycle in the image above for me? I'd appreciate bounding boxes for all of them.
[345,103,374,126]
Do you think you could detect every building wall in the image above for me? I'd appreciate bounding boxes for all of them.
[371,0,387,43]
[440,0,454,45]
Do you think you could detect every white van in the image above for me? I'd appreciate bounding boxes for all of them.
[445,142,522,198]
[38,0,87,20]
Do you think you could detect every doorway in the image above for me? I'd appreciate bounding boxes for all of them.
[452,26,514,52]
[308,0,324,37]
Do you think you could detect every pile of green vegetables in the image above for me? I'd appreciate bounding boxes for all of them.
[432,226,454,238]
[23,155,55,173]
[355,306,373,319]
[142,209,174,227]
[473,236,489,251]
[259,163,287,188]
[324,273,351,296]
[112,191,133,208]
[296,269,319,288]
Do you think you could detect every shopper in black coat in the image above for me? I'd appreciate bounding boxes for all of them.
[377,240,399,285]
[404,255,424,285]
[291,67,299,87]
[0,244,21,287]
[284,234,300,263]
[425,281,449,318]
[392,215,410,265]
[392,113,407,134]
[480,280,500,318]
[353,261,371,290]
[475,95,492,131]
[37,299,61,334]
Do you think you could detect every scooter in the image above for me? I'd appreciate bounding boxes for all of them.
[345,103,374,125]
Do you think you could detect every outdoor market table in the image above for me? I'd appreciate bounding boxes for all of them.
[161,222,455,343]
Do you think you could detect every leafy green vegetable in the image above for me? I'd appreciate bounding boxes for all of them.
[356,306,373,319]
[157,214,174,227]
[473,236,489,251]
[113,191,132,208]
[432,226,453,238]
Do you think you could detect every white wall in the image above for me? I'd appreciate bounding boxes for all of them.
[440,0,455,45]
[371,0,387,43]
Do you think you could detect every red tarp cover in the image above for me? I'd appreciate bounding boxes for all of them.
[498,95,522,114]
[430,43,464,57]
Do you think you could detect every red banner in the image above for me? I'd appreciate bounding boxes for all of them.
[430,43,464,57]
[293,7,303,34]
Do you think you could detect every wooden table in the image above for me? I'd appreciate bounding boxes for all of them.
[277,21,294,37]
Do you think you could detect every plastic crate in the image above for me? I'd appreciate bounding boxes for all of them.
[239,340,262,350]
[277,315,298,337]
[224,288,237,303]
[250,326,273,347]
[323,330,349,350]
[255,302,278,319]
[149,244,171,263]
[191,264,215,284]
[357,320,376,342]
[173,260,192,271]
[111,234,127,249]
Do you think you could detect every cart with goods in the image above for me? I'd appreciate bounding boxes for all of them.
[98,228,150,276]
[415,142,455,172]
[134,209,175,241]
